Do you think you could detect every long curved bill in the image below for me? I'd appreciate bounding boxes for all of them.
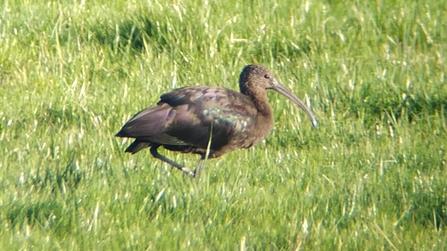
[272,81,318,127]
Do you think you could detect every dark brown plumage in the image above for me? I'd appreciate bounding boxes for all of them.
[116,65,317,177]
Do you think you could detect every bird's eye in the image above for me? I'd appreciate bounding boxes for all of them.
[264,74,270,79]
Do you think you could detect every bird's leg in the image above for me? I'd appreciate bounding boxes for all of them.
[192,159,205,178]
[149,145,195,177]
[191,123,212,177]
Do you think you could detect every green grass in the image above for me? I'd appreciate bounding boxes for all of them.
[1,0,447,249]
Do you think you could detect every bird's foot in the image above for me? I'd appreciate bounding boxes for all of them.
[179,167,196,177]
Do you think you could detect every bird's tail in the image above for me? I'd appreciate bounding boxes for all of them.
[124,140,151,154]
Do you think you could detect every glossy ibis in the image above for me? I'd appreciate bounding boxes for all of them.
[116,65,317,177]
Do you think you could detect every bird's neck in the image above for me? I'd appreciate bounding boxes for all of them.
[249,89,275,141]
[247,88,273,118]
[241,86,275,141]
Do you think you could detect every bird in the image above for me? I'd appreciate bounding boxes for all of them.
[116,64,317,177]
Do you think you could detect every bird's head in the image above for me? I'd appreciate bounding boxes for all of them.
[239,64,278,92]
[239,64,318,127]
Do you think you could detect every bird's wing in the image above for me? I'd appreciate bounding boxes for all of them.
[159,86,258,149]
[116,104,189,145]
[117,86,258,149]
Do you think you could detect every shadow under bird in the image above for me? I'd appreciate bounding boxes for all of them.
[116,65,317,177]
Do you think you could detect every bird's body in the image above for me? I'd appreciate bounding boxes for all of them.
[116,65,317,177]
[117,86,273,158]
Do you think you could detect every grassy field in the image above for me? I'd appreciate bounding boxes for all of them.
[1,0,446,249]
